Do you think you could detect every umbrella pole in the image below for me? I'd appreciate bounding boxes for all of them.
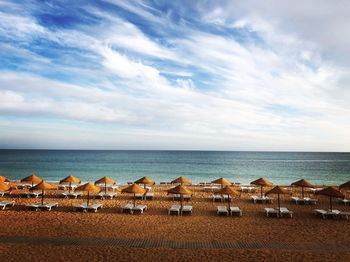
[227,194,230,210]
[105,182,107,194]
[69,182,71,193]
[278,193,280,218]
[301,186,304,198]
[181,194,183,209]
[330,196,332,211]
[42,189,44,205]
[134,193,136,207]
[87,191,90,206]
[261,186,263,197]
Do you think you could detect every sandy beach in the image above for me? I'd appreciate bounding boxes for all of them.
[0,185,349,261]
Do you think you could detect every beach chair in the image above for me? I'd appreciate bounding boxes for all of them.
[73,203,102,213]
[230,206,242,217]
[168,205,181,215]
[339,211,350,220]
[279,207,293,218]
[21,191,42,198]
[122,203,134,214]
[0,190,12,197]
[313,209,338,219]
[264,208,278,217]
[339,199,350,205]
[61,192,83,199]
[145,192,154,200]
[27,202,58,211]
[132,205,147,214]
[303,197,317,205]
[97,192,116,199]
[251,196,259,204]
[291,196,300,204]
[212,194,223,202]
[313,209,327,219]
[181,205,193,215]
[0,200,15,210]
[135,193,145,200]
[217,206,228,216]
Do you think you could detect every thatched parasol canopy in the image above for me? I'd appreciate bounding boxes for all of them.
[266,186,290,217]
[60,175,81,193]
[211,178,231,187]
[75,182,101,205]
[95,176,116,193]
[339,180,350,190]
[0,176,10,182]
[122,184,146,206]
[30,180,55,205]
[250,178,273,197]
[291,179,314,198]
[21,173,42,187]
[0,181,11,191]
[316,187,344,211]
[168,185,192,208]
[171,176,192,185]
[135,176,155,188]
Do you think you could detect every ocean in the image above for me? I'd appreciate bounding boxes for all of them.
[0,150,349,185]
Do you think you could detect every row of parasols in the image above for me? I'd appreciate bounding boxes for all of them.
[1,174,349,212]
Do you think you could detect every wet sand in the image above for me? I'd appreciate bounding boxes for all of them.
[0,185,349,261]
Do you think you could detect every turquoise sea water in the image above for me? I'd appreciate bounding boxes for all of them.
[0,150,349,185]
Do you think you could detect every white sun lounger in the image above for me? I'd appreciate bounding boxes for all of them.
[313,209,340,219]
[135,193,145,199]
[172,194,191,201]
[212,194,223,202]
[0,200,15,210]
[21,191,42,198]
[230,206,242,217]
[181,205,193,215]
[60,192,83,199]
[145,192,154,200]
[303,197,317,205]
[168,205,181,215]
[339,199,350,205]
[123,203,134,214]
[0,190,12,197]
[132,205,147,214]
[264,208,278,217]
[74,203,102,213]
[217,206,228,216]
[27,202,58,211]
[279,207,293,218]
[339,211,350,220]
[291,196,300,204]
[97,192,117,199]
[252,196,273,204]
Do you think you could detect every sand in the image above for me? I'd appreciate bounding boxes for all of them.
[0,185,349,261]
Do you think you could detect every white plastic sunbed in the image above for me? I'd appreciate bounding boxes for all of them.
[123,203,134,214]
[132,205,147,214]
[27,202,58,211]
[60,192,83,199]
[145,192,154,200]
[313,209,340,219]
[168,205,181,215]
[172,194,191,201]
[0,190,11,197]
[338,199,350,205]
[21,191,42,198]
[279,207,293,218]
[73,203,102,213]
[264,208,278,217]
[0,200,15,210]
[212,194,223,202]
[230,206,242,217]
[217,206,228,216]
[181,205,193,215]
[252,196,273,204]
[97,192,117,199]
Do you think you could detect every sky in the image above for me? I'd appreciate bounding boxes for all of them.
[0,0,350,151]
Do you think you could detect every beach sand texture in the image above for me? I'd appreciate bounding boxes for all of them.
[0,185,349,261]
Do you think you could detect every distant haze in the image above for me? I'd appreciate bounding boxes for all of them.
[0,1,350,151]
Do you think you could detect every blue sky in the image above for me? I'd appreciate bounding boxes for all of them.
[0,0,350,151]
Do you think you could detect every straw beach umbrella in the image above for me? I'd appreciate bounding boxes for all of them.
[266,186,289,218]
[122,184,146,207]
[339,180,350,190]
[135,176,155,189]
[21,173,42,187]
[218,186,239,210]
[30,180,55,205]
[75,182,101,206]
[211,178,231,188]
[168,185,192,209]
[60,175,81,193]
[316,187,344,212]
[0,176,10,182]
[251,178,273,197]
[95,176,116,194]
[171,176,192,185]
[0,181,11,192]
[291,179,314,198]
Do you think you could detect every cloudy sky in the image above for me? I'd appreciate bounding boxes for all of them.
[0,0,350,151]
